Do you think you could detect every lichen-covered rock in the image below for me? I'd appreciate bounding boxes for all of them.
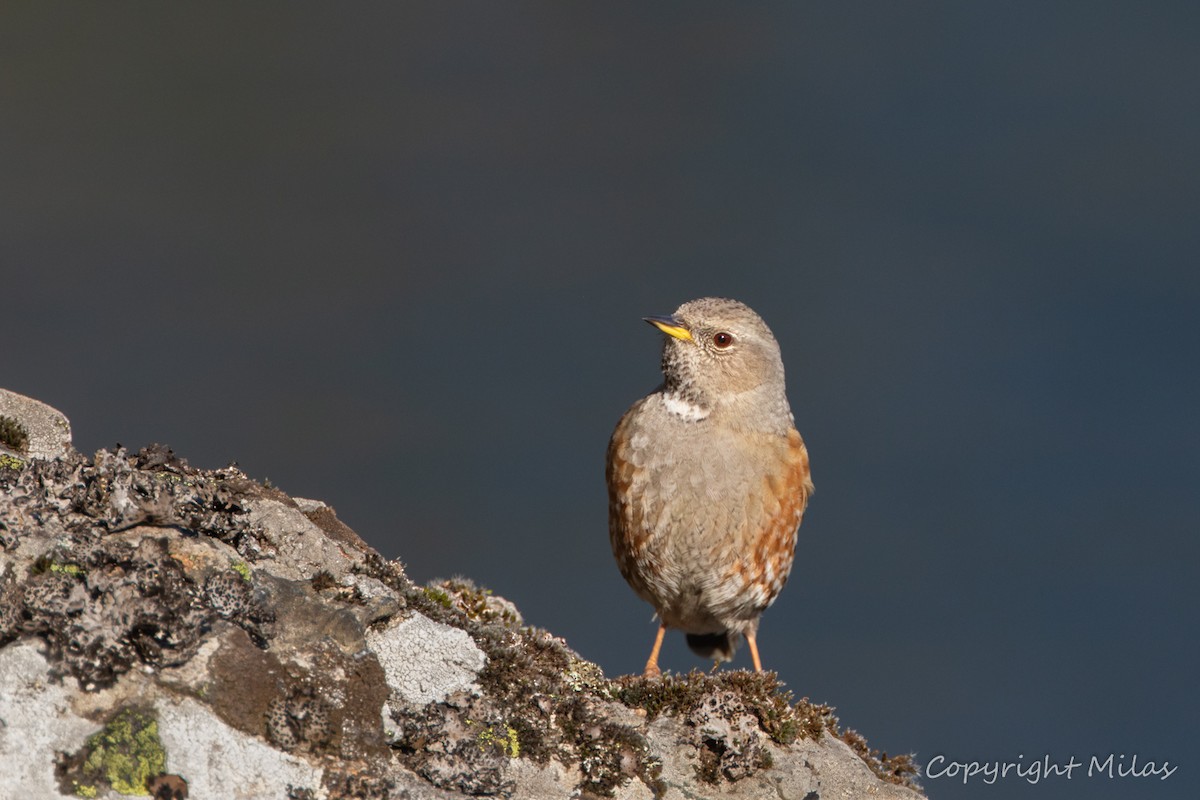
[689,690,771,783]
[367,613,487,711]
[0,390,925,800]
[0,642,98,798]
[0,388,72,461]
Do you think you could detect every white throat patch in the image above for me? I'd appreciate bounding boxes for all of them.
[661,393,709,422]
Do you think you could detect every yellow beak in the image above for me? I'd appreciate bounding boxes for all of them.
[644,315,693,342]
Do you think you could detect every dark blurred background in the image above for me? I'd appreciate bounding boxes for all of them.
[3,4,1196,798]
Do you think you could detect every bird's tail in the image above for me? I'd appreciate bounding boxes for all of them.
[686,631,739,662]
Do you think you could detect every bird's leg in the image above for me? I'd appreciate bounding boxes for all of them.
[747,633,763,673]
[643,623,666,678]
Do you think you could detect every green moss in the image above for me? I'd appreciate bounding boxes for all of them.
[231,560,252,581]
[49,562,87,577]
[79,708,166,796]
[72,782,99,797]
[0,415,29,454]
[419,578,523,627]
[0,452,23,470]
[422,586,453,609]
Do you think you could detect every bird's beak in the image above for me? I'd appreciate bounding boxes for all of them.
[644,315,693,342]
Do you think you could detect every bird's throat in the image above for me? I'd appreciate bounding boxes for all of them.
[661,392,710,422]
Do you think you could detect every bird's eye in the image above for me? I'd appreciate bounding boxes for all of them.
[712,331,734,349]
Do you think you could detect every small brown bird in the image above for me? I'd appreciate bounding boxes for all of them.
[606,298,813,677]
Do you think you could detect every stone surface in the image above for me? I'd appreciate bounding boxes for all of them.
[0,388,72,461]
[0,642,97,799]
[156,696,325,799]
[367,612,487,709]
[0,389,925,799]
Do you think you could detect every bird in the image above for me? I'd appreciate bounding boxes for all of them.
[606,297,813,677]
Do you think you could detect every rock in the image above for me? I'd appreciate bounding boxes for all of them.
[0,641,97,798]
[0,388,72,462]
[367,613,488,710]
[0,390,926,799]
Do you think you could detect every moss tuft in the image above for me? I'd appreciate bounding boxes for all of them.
[310,570,338,592]
[0,415,29,454]
[420,578,523,627]
[611,669,830,745]
[421,586,453,609]
[840,728,923,788]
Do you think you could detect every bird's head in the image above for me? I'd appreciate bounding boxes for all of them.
[645,297,792,428]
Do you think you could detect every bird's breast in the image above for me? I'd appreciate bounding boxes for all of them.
[607,393,812,629]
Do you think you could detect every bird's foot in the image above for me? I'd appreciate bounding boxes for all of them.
[642,623,666,678]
